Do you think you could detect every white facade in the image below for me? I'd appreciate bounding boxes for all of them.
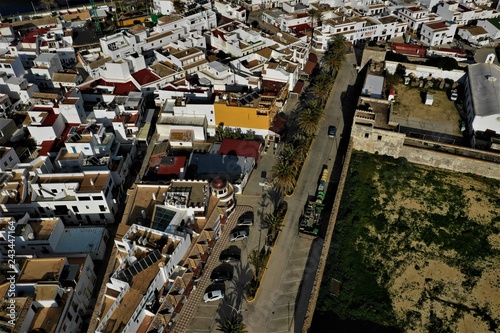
[458,26,490,46]
[436,1,500,26]
[97,224,191,333]
[0,76,39,105]
[477,18,500,40]
[0,147,20,171]
[397,6,441,32]
[420,21,458,46]
[464,62,500,137]
[0,55,25,77]
[0,169,118,224]
[27,112,65,144]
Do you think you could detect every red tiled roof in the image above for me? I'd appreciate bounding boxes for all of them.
[426,21,448,30]
[262,80,287,95]
[297,13,309,18]
[308,53,318,63]
[94,79,139,95]
[148,154,186,176]
[289,23,311,32]
[292,80,304,94]
[20,26,53,43]
[391,42,427,57]
[303,61,316,75]
[218,139,261,160]
[237,7,245,12]
[132,68,161,85]
[269,116,286,135]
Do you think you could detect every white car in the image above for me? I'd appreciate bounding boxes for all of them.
[230,230,248,242]
[203,289,224,302]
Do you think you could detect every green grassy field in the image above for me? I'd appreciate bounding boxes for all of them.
[314,151,500,333]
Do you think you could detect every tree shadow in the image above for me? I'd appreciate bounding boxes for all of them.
[216,262,254,321]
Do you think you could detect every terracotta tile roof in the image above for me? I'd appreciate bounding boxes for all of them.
[303,61,316,75]
[132,68,161,85]
[292,80,305,94]
[94,79,140,95]
[218,139,261,159]
[289,23,311,32]
[391,42,427,57]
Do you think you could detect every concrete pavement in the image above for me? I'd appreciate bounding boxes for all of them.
[241,54,359,332]
[184,53,359,333]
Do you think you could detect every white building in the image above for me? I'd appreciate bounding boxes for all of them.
[477,18,500,40]
[0,147,20,171]
[420,20,458,46]
[30,53,64,88]
[8,256,97,333]
[458,25,490,46]
[0,75,39,105]
[95,224,191,333]
[0,214,109,260]
[436,1,500,27]
[0,168,119,224]
[464,62,500,140]
[397,6,442,32]
[0,54,25,78]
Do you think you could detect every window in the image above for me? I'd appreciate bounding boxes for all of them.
[99,213,105,219]
[92,196,103,201]
[99,205,106,212]
[79,197,90,201]
[73,206,79,212]
[364,133,369,138]
[67,312,73,321]
[377,135,382,141]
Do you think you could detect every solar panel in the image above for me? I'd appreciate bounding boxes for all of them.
[116,249,162,282]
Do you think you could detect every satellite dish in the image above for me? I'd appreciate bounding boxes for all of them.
[27,233,35,240]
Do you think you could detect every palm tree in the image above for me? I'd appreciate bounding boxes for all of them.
[298,99,326,137]
[40,0,55,11]
[248,249,266,279]
[263,212,284,241]
[279,143,302,168]
[271,160,296,194]
[307,8,324,49]
[217,315,247,333]
[311,78,330,103]
[323,35,347,74]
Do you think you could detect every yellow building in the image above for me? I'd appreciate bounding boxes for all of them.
[214,92,281,135]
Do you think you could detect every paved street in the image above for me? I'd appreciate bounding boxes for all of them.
[185,53,359,332]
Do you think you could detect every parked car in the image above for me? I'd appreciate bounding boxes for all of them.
[230,229,248,242]
[328,125,337,138]
[210,268,233,282]
[450,89,458,101]
[237,211,254,226]
[219,248,241,263]
[203,289,224,302]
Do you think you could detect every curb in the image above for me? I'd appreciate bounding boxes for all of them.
[245,207,288,303]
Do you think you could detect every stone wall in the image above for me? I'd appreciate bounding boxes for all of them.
[385,60,466,83]
[301,128,500,332]
[301,139,354,333]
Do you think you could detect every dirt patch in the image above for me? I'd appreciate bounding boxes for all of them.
[315,152,500,332]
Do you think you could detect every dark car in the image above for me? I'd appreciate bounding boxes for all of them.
[219,246,241,263]
[237,211,254,226]
[210,269,233,282]
[328,125,337,138]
